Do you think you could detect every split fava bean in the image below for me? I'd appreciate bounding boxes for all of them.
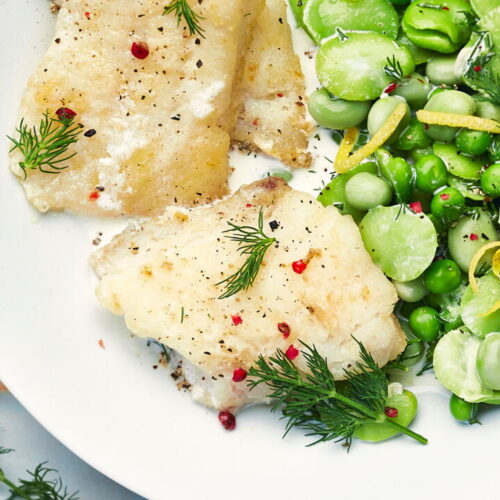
[448,210,499,272]
[402,0,475,54]
[316,32,415,101]
[477,333,500,390]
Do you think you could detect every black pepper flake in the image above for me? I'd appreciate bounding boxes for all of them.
[171,114,181,121]
[269,220,279,231]
[55,38,61,44]
[204,351,211,355]
[96,185,105,192]
[196,59,203,68]
[158,27,164,32]
[195,38,201,45]
[84,129,96,137]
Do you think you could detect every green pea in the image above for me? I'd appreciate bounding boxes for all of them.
[402,0,475,53]
[392,73,433,110]
[456,129,493,156]
[353,386,418,442]
[380,157,414,203]
[344,172,393,211]
[409,306,441,342]
[481,163,500,197]
[266,169,293,183]
[426,55,460,85]
[367,97,410,142]
[448,210,499,272]
[423,259,462,295]
[316,32,415,101]
[394,118,432,151]
[392,277,428,302]
[308,89,371,130]
[477,333,500,390]
[431,187,465,222]
[414,154,448,193]
[424,90,477,142]
[449,394,479,423]
[473,95,500,122]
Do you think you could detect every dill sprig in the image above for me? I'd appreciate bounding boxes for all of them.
[384,55,404,82]
[8,112,81,179]
[163,0,205,38]
[248,340,428,449]
[464,31,500,105]
[217,209,276,299]
[0,461,79,500]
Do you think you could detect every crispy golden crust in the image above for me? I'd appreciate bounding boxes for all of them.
[12,0,262,216]
[231,0,313,168]
[92,179,405,410]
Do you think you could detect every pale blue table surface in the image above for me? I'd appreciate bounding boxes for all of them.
[0,392,144,500]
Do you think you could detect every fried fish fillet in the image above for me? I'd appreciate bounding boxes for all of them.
[231,0,313,168]
[11,0,261,216]
[91,178,405,411]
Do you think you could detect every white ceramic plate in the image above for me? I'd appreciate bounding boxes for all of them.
[1,2,500,499]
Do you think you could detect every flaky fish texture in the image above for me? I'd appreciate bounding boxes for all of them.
[91,178,406,411]
[11,0,262,216]
[231,0,313,168]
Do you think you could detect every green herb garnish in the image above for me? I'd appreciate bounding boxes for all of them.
[8,112,81,179]
[0,455,78,500]
[248,340,428,448]
[217,209,276,299]
[384,56,404,82]
[163,0,205,38]
[464,31,500,105]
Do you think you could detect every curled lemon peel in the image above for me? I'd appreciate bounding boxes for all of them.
[335,127,359,164]
[335,103,407,174]
[416,110,500,134]
[493,249,500,279]
[468,241,500,293]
